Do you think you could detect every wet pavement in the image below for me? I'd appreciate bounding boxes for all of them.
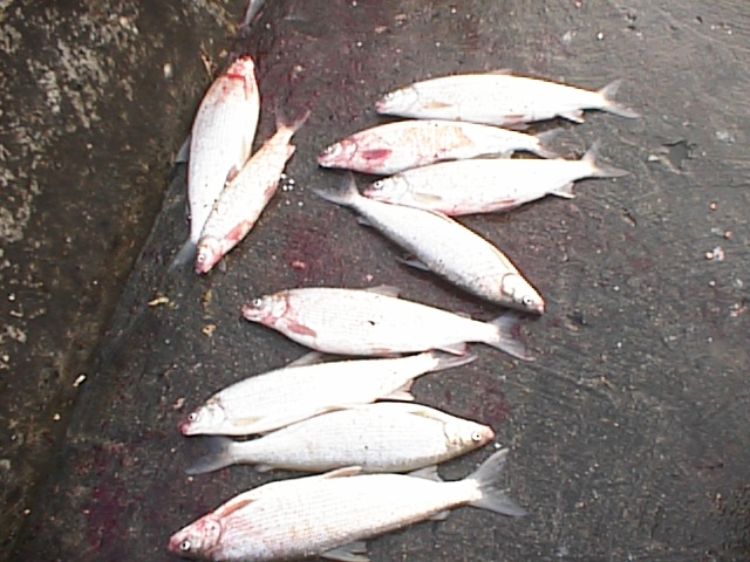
[3,0,750,560]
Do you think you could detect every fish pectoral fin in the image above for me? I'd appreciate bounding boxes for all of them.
[216,496,255,518]
[487,68,513,75]
[321,466,363,479]
[382,380,415,402]
[175,134,191,164]
[396,255,431,272]
[438,342,469,355]
[364,284,400,298]
[559,109,585,124]
[409,465,442,482]
[356,215,374,228]
[287,350,327,367]
[322,541,370,562]
[410,191,445,205]
[429,509,451,521]
[551,182,576,199]
[254,463,275,473]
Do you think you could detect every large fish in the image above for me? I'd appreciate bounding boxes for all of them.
[172,56,260,267]
[318,120,558,175]
[168,449,525,561]
[376,71,639,127]
[195,111,308,274]
[363,142,628,215]
[241,286,532,360]
[313,177,544,312]
[186,402,494,474]
[179,350,475,436]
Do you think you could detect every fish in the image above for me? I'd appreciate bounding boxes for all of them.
[317,120,559,175]
[313,176,544,313]
[241,0,267,28]
[375,71,639,127]
[168,448,525,561]
[241,285,532,360]
[195,111,309,274]
[185,402,495,475]
[172,56,261,268]
[363,142,628,215]
[179,350,476,436]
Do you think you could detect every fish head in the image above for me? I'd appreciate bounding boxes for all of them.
[179,400,228,435]
[375,86,420,114]
[363,177,408,203]
[195,237,223,274]
[168,515,223,560]
[317,139,357,167]
[445,419,495,450]
[241,293,288,325]
[500,273,545,314]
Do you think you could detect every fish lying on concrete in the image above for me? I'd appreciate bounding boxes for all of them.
[241,286,532,360]
[186,402,494,474]
[179,350,475,436]
[376,71,639,127]
[195,111,309,274]
[318,119,559,175]
[168,448,525,561]
[172,56,260,268]
[364,142,628,215]
[314,176,544,312]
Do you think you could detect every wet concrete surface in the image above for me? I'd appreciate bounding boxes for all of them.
[4,0,750,560]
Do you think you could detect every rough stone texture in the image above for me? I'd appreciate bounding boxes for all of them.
[5,0,750,561]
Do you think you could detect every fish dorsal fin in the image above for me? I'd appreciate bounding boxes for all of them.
[487,68,513,75]
[409,465,442,482]
[364,285,400,298]
[321,466,363,479]
[405,404,453,423]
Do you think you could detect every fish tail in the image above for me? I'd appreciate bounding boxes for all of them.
[582,141,629,178]
[426,351,478,372]
[185,436,240,475]
[532,128,561,159]
[484,312,533,361]
[311,173,362,207]
[276,107,312,135]
[598,79,640,119]
[467,449,527,517]
[169,240,197,272]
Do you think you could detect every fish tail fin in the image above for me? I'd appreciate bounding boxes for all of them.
[185,436,239,475]
[169,240,197,272]
[467,449,527,517]
[598,79,640,119]
[582,142,629,178]
[276,106,312,135]
[426,351,478,372]
[311,173,362,207]
[485,312,533,361]
[532,128,561,158]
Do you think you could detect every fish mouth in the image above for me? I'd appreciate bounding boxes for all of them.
[178,417,194,436]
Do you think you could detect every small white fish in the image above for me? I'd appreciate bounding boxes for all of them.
[195,111,309,274]
[241,286,532,360]
[179,350,475,436]
[168,449,525,561]
[314,177,544,312]
[364,142,628,215]
[172,56,260,268]
[318,120,558,175]
[186,403,495,474]
[376,71,639,127]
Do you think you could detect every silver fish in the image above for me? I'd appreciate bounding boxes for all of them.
[376,71,639,127]
[195,111,308,274]
[179,350,475,436]
[241,286,532,360]
[168,449,525,561]
[364,142,628,215]
[186,402,495,475]
[313,177,544,313]
[172,56,260,267]
[318,119,558,175]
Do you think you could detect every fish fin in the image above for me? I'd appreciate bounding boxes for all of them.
[467,449,527,517]
[559,109,585,124]
[287,319,317,337]
[382,380,415,402]
[424,100,453,110]
[287,350,327,367]
[241,0,267,28]
[485,313,533,361]
[361,148,392,161]
[185,436,238,475]
[364,285,400,298]
[217,496,255,518]
[429,510,451,521]
[598,79,640,119]
[175,134,191,164]
[312,173,362,208]
[551,182,575,199]
[426,350,478,372]
[396,255,431,272]
[480,150,514,159]
[322,541,369,562]
[225,164,241,184]
[499,117,529,130]
[356,216,374,227]
[487,68,513,75]
[437,342,469,356]
[532,129,561,158]
[169,240,197,272]
[277,107,311,134]
[321,466,363,479]
[409,465,442,482]
[254,463,275,473]
[410,191,445,205]
[582,142,629,178]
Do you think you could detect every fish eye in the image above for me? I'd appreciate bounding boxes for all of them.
[251,297,263,308]
[471,431,483,442]
[188,412,197,422]
[522,295,535,307]
[180,540,191,551]
[370,181,382,191]
[324,144,337,155]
